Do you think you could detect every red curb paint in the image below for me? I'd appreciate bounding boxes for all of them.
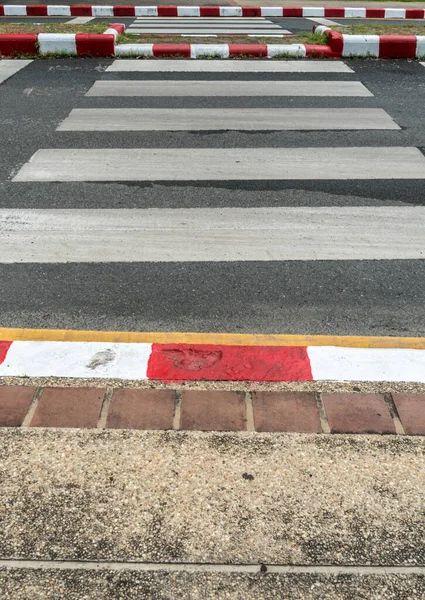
[406,9,425,18]
[153,43,191,57]
[0,341,12,366]
[70,5,92,16]
[158,5,178,16]
[113,5,135,16]
[109,23,125,34]
[147,344,313,382]
[0,5,4,16]
[379,35,417,58]
[27,4,47,16]
[324,8,345,17]
[305,44,338,57]
[327,29,343,54]
[200,6,220,16]
[76,33,115,56]
[365,8,385,18]
[283,7,303,17]
[0,33,37,56]
[242,6,261,16]
[229,43,267,57]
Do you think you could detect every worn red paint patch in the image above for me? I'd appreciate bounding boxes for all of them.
[147,344,313,381]
[0,341,12,366]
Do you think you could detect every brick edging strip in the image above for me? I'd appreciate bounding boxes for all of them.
[3,385,425,435]
[1,5,425,19]
[1,340,425,382]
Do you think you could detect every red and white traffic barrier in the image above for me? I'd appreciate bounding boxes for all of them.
[1,339,425,382]
[315,24,425,58]
[0,22,122,55]
[1,5,425,18]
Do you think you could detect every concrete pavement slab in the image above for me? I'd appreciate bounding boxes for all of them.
[1,429,425,565]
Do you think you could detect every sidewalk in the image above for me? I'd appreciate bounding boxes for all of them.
[1,427,425,599]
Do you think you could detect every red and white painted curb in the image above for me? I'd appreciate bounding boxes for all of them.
[1,340,425,382]
[315,24,425,58]
[0,22,123,55]
[1,5,425,18]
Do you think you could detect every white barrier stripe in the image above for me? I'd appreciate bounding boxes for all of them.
[417,37,425,58]
[135,6,159,16]
[302,7,325,16]
[342,34,380,57]
[0,341,152,379]
[37,33,77,54]
[47,5,71,16]
[3,5,27,15]
[114,44,154,56]
[308,347,425,383]
[190,43,229,58]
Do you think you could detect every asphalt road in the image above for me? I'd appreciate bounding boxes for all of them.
[1,58,425,336]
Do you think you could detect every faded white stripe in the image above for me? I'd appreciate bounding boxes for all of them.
[13,147,425,182]
[2,207,425,262]
[0,60,32,85]
[58,108,399,131]
[107,59,354,72]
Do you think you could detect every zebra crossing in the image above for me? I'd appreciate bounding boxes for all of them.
[0,59,32,85]
[3,58,425,336]
[7,59,425,265]
[125,16,291,36]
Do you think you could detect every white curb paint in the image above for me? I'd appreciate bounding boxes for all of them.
[114,44,153,56]
[92,5,114,16]
[260,7,283,16]
[308,346,425,383]
[0,341,152,379]
[3,4,27,15]
[47,5,71,16]
[417,36,425,58]
[220,6,242,16]
[190,43,229,58]
[177,6,200,16]
[302,7,325,17]
[135,6,159,16]
[267,43,306,57]
[344,7,367,18]
[343,34,380,57]
[38,33,77,55]
[384,8,406,18]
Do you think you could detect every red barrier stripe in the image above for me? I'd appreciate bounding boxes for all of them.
[75,33,115,56]
[405,9,425,18]
[282,7,303,16]
[0,341,12,366]
[0,33,37,56]
[365,8,385,18]
[200,6,220,16]
[157,5,178,16]
[113,5,135,16]
[379,34,417,58]
[304,43,339,57]
[324,8,345,17]
[147,344,313,382]
[228,43,267,56]
[242,6,262,16]
[0,5,4,16]
[27,4,48,15]
[109,22,125,34]
[70,5,93,16]
[152,43,191,57]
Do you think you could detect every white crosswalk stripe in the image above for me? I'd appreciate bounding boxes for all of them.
[126,16,291,36]
[0,60,32,85]
[8,58,425,272]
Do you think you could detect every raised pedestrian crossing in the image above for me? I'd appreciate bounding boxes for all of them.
[126,16,291,36]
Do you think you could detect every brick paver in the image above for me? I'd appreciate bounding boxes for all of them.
[0,386,36,427]
[392,394,425,435]
[180,390,246,431]
[30,387,105,428]
[322,393,396,434]
[252,391,321,433]
[107,389,175,430]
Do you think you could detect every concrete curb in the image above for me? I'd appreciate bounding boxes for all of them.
[315,24,425,57]
[1,338,425,382]
[1,5,425,18]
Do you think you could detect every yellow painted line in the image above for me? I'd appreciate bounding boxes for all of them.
[1,327,425,349]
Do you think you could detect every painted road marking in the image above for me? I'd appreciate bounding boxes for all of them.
[305,17,340,25]
[106,59,354,72]
[0,60,32,85]
[2,207,425,262]
[86,80,373,97]
[127,16,288,35]
[13,147,425,182]
[58,108,398,131]
[66,17,95,24]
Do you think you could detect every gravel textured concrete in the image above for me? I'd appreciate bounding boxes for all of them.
[1,568,425,600]
[1,430,425,565]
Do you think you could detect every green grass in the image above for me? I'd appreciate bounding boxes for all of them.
[0,22,109,34]
[116,31,328,46]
